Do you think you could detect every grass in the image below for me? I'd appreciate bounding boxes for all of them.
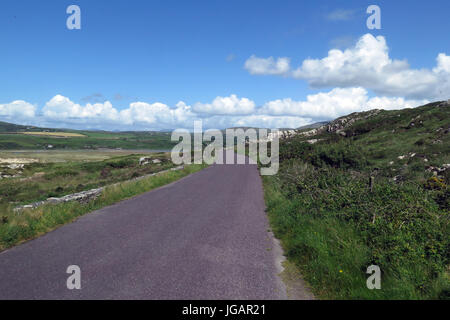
[20,132,87,138]
[0,152,176,208]
[0,149,163,163]
[0,121,176,150]
[262,101,449,299]
[263,169,449,299]
[0,163,206,252]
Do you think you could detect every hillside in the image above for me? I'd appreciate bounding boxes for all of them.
[0,121,39,133]
[263,100,449,299]
[0,122,175,150]
[279,100,449,178]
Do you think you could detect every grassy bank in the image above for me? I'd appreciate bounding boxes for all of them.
[262,102,449,299]
[0,164,206,251]
[264,169,449,299]
[0,153,175,208]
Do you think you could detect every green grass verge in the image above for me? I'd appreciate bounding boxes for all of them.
[263,172,449,299]
[0,164,206,252]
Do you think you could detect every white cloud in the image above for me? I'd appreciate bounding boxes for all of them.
[0,100,36,119]
[42,95,195,129]
[329,35,356,50]
[226,54,236,62]
[193,94,256,115]
[43,95,119,121]
[244,55,291,75]
[230,115,311,129]
[364,96,427,111]
[434,53,450,73]
[261,88,368,118]
[0,89,431,131]
[244,34,450,100]
[326,9,355,21]
[261,87,428,118]
[200,114,312,129]
[120,101,195,126]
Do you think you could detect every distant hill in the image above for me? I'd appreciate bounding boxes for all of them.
[297,121,329,130]
[0,121,176,150]
[0,121,40,133]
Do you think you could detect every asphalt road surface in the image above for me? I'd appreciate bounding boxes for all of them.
[0,152,288,299]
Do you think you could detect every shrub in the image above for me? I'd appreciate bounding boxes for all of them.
[100,167,111,178]
[424,176,446,190]
[265,159,449,299]
[45,168,79,180]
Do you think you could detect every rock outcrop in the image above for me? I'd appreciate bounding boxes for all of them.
[139,157,163,165]
[268,109,382,141]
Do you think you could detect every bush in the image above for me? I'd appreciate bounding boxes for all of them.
[265,160,449,299]
[105,157,135,169]
[1,216,8,225]
[309,143,367,169]
[0,225,21,246]
[424,176,446,190]
[100,167,111,179]
[45,168,79,180]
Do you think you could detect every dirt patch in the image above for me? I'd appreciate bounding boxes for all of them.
[279,260,315,300]
[270,230,315,300]
[19,172,45,182]
[0,158,39,164]
[20,132,86,138]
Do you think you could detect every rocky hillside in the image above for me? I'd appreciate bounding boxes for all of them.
[281,100,449,181]
[264,100,449,299]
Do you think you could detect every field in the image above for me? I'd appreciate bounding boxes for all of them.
[0,149,163,163]
[0,121,176,150]
[263,101,449,299]
[20,132,87,138]
[0,150,176,210]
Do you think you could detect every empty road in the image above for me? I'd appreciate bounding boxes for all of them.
[0,152,289,299]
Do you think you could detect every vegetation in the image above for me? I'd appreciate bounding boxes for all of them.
[20,132,87,138]
[263,101,449,299]
[0,121,176,150]
[0,153,174,208]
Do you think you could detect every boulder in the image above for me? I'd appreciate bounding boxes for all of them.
[139,157,151,165]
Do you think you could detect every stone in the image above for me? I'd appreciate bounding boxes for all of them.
[139,157,152,165]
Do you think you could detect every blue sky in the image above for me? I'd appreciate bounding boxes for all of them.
[0,0,449,130]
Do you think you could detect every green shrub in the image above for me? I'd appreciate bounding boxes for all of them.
[45,168,79,180]
[264,160,449,299]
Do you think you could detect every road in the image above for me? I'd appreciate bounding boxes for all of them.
[0,152,288,299]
